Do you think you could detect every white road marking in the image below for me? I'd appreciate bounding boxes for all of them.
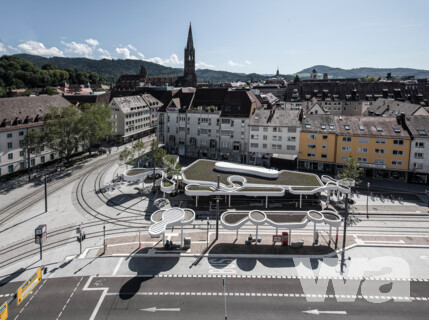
[112,258,124,276]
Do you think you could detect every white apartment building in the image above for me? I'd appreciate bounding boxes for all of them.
[0,96,71,177]
[248,109,301,166]
[110,94,162,143]
[158,88,258,163]
[403,115,429,184]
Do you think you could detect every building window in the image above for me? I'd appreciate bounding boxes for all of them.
[414,152,424,159]
[251,134,259,140]
[20,161,25,169]
[414,163,423,169]
[305,124,311,129]
[375,148,385,154]
[308,144,316,149]
[262,144,267,149]
[341,146,352,152]
[374,158,385,165]
[19,150,24,157]
[288,136,296,142]
[358,138,369,143]
[322,135,328,140]
[340,155,349,162]
[307,152,316,158]
[263,135,267,140]
[391,160,403,166]
[375,139,386,144]
[19,131,24,136]
[41,156,45,163]
[322,144,328,149]
[287,145,296,151]
[415,142,424,148]
[251,127,259,131]
[357,157,368,163]
[251,143,259,148]
[7,133,12,138]
[288,127,297,133]
[8,165,13,173]
[50,154,55,160]
[7,142,12,149]
[221,119,230,124]
[342,137,352,142]
[263,127,268,132]
[392,150,403,156]
[308,134,316,140]
[358,147,368,153]
[393,139,404,145]
[321,153,327,159]
[8,153,13,160]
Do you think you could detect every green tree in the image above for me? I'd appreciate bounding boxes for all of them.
[145,139,166,168]
[132,140,146,158]
[0,87,7,97]
[79,103,113,155]
[338,154,363,185]
[119,147,134,169]
[45,87,58,95]
[22,128,44,181]
[88,72,100,84]
[43,105,84,164]
[164,155,182,193]
[293,74,301,83]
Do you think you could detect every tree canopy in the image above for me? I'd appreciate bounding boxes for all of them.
[338,154,363,185]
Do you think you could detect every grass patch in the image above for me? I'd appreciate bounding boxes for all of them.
[187,185,213,191]
[239,187,283,192]
[183,160,321,187]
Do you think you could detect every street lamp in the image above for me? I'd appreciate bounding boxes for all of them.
[340,193,349,274]
[41,167,48,213]
[366,182,370,218]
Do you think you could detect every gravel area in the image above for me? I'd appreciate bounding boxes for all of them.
[266,214,306,223]
[250,211,265,221]
[323,213,340,221]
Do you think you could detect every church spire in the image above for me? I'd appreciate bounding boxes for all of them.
[186,22,194,50]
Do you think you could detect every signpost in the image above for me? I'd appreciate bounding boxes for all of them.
[17,268,42,306]
[0,301,8,320]
[35,225,47,260]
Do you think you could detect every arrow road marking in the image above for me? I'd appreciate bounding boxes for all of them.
[303,309,347,315]
[141,307,181,312]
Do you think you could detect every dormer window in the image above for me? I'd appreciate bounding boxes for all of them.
[321,125,326,130]
[417,129,427,136]
[393,127,401,133]
[344,125,350,130]
[376,127,383,132]
[329,125,334,130]
[359,125,365,131]
[305,124,311,129]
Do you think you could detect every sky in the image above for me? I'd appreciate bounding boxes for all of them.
[1,0,429,74]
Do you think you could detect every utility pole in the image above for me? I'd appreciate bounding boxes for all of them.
[366,182,370,219]
[215,175,220,241]
[44,167,48,213]
[39,241,42,260]
[207,217,209,247]
[103,224,106,254]
[341,193,349,274]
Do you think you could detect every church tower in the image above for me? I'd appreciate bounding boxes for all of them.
[183,23,197,87]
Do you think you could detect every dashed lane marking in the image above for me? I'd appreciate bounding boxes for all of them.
[55,277,83,320]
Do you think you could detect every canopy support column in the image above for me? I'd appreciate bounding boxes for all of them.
[255,225,259,245]
[335,226,339,250]
[181,226,184,247]
[236,228,238,240]
[196,196,198,208]
[288,228,292,245]
[266,196,268,209]
[229,195,231,207]
[329,225,332,246]
[299,194,302,208]
[162,233,165,246]
[313,222,317,245]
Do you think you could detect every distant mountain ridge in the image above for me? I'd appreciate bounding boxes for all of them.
[12,54,429,82]
[296,65,429,79]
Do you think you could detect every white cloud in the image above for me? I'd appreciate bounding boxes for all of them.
[17,41,64,57]
[196,61,215,69]
[85,38,99,47]
[0,42,8,55]
[8,45,18,52]
[115,47,138,60]
[228,60,243,67]
[127,44,137,51]
[97,48,112,59]
[145,53,183,65]
[245,60,251,65]
[137,52,145,59]
[61,41,93,58]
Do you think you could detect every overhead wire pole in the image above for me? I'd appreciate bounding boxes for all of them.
[340,193,349,274]
[215,175,220,241]
[44,167,48,213]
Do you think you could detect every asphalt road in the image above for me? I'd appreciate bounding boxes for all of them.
[3,275,429,320]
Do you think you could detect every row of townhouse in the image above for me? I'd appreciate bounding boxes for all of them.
[0,95,79,177]
[157,88,258,163]
[298,114,429,183]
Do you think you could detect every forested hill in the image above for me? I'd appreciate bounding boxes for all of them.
[296,65,429,79]
[13,54,281,83]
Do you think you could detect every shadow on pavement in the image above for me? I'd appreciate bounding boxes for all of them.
[119,249,180,300]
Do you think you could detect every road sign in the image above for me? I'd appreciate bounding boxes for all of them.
[17,268,42,306]
[0,301,8,320]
